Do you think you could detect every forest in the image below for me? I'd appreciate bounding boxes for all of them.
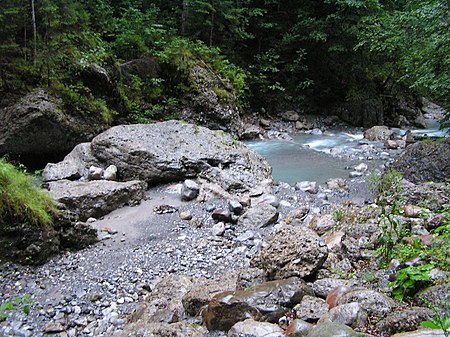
[0,0,448,123]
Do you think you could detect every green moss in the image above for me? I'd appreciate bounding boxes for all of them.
[213,87,230,104]
[0,158,57,229]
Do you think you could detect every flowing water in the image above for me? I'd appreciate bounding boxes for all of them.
[246,120,448,185]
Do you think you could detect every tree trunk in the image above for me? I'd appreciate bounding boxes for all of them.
[181,0,189,35]
[30,0,37,64]
[209,11,214,47]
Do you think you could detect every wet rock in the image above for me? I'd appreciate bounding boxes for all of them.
[238,203,279,228]
[307,322,360,337]
[364,126,394,141]
[318,302,367,328]
[202,277,313,331]
[250,226,328,280]
[390,138,450,183]
[228,319,284,337]
[286,319,314,337]
[326,286,352,309]
[293,295,328,322]
[240,124,263,140]
[47,179,146,221]
[338,99,384,127]
[376,307,433,335]
[181,179,200,201]
[337,288,398,316]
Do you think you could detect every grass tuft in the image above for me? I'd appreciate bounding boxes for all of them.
[0,158,57,229]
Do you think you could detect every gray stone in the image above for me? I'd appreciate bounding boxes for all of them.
[240,124,263,140]
[115,321,206,337]
[415,283,450,317]
[338,99,384,127]
[308,214,337,235]
[228,319,284,337]
[376,307,433,335]
[181,179,200,201]
[202,277,313,331]
[364,126,394,141]
[212,209,232,223]
[47,179,146,221]
[260,119,271,128]
[0,89,108,166]
[282,111,300,122]
[295,181,319,194]
[88,166,103,180]
[43,143,98,182]
[212,222,225,236]
[306,322,360,337]
[326,178,347,190]
[318,302,367,328]
[312,278,348,299]
[337,288,398,316]
[391,329,448,336]
[390,138,450,184]
[238,203,279,228]
[293,295,328,322]
[250,226,328,280]
[90,121,272,191]
[257,194,280,208]
[103,165,117,181]
[228,199,244,215]
[286,319,315,337]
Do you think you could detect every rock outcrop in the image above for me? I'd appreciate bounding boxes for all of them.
[0,89,109,167]
[390,138,450,183]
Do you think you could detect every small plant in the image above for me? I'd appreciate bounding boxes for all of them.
[367,169,406,264]
[421,301,450,337]
[389,264,433,300]
[0,295,33,322]
[333,208,346,221]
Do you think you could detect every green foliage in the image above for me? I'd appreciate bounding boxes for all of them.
[333,208,346,222]
[367,169,406,264]
[0,295,32,322]
[389,264,433,300]
[421,302,450,337]
[0,158,57,229]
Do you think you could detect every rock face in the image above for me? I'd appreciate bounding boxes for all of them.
[46,121,272,192]
[182,65,243,134]
[250,226,328,280]
[47,180,147,221]
[0,89,108,167]
[390,138,450,183]
[337,99,384,127]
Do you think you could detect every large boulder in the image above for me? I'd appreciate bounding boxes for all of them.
[390,138,450,183]
[363,125,394,141]
[47,180,146,221]
[202,277,313,331]
[0,89,109,167]
[250,226,328,280]
[45,121,272,192]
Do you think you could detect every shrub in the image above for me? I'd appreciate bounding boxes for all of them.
[0,158,57,229]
